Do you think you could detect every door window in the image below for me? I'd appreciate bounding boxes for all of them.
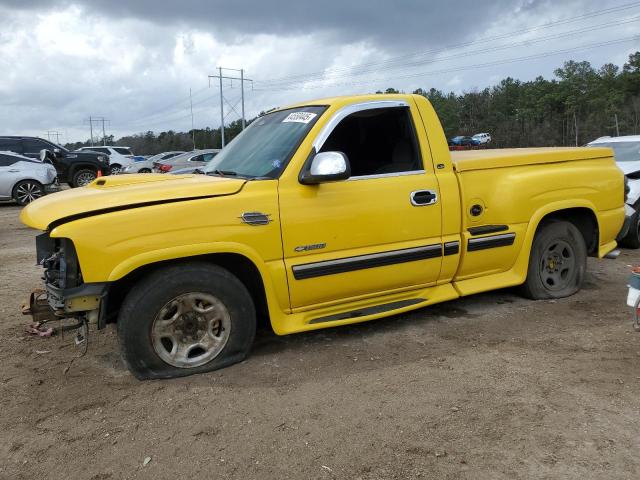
[319,107,422,177]
[0,138,22,154]
[23,139,48,153]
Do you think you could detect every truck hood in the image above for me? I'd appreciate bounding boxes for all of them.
[20,173,246,230]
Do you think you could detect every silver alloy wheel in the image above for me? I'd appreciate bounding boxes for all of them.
[539,239,575,291]
[110,165,122,174]
[15,181,43,204]
[151,292,231,368]
[75,171,96,186]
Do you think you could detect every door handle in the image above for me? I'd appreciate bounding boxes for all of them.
[410,190,438,206]
[8,169,19,173]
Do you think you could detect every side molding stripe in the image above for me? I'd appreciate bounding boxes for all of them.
[467,233,516,252]
[292,244,442,280]
[443,241,460,256]
[468,224,509,236]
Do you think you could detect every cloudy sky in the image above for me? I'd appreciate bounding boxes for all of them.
[1,0,639,143]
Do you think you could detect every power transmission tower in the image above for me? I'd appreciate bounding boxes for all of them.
[85,117,110,146]
[208,67,252,147]
[46,130,61,144]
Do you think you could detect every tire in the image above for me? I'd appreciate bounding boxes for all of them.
[621,208,640,249]
[12,180,44,206]
[72,168,97,187]
[139,168,151,173]
[117,262,256,380]
[520,220,587,300]
[110,164,122,175]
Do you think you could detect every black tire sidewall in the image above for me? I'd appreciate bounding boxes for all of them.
[117,263,256,380]
[622,208,640,249]
[525,221,587,299]
[13,180,43,206]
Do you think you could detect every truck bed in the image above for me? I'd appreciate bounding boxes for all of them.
[451,147,613,172]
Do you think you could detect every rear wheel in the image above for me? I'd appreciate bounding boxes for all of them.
[521,220,587,299]
[110,163,122,175]
[139,168,151,173]
[72,169,97,187]
[13,180,43,205]
[117,262,256,380]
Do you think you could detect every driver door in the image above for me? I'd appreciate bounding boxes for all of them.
[278,101,443,309]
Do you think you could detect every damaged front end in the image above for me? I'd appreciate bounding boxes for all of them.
[23,232,108,331]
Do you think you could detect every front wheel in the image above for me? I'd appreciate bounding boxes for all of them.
[72,168,97,187]
[13,180,44,205]
[117,262,256,380]
[109,163,122,175]
[139,168,151,173]
[521,220,587,299]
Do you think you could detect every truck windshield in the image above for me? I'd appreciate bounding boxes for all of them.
[204,106,326,178]
[591,142,640,162]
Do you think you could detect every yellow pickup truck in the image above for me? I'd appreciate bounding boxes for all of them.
[20,94,625,379]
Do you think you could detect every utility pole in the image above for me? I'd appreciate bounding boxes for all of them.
[190,88,196,150]
[218,67,225,147]
[614,113,620,137]
[573,112,578,146]
[208,67,253,148]
[241,68,246,130]
[89,116,94,146]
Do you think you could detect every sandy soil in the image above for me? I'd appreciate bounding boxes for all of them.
[1,202,640,480]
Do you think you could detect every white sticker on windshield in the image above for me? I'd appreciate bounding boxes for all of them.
[282,112,317,124]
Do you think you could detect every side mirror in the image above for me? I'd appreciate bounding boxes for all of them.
[299,151,351,185]
[39,149,54,163]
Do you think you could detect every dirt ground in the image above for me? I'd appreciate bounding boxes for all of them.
[1,202,640,480]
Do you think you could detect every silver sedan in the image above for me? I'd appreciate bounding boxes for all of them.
[0,151,59,205]
[153,149,220,173]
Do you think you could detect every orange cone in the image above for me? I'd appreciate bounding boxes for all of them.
[96,169,102,177]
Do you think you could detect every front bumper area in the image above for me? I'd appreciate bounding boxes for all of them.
[22,282,109,328]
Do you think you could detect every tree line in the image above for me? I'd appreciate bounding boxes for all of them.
[65,52,640,153]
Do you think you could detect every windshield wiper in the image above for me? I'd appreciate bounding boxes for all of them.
[207,169,238,177]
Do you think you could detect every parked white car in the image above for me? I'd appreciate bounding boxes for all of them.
[588,135,640,247]
[0,151,59,205]
[122,151,185,174]
[472,133,492,144]
[77,146,135,174]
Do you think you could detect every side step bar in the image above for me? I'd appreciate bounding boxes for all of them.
[309,298,426,324]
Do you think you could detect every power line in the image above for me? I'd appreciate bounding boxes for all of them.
[256,1,640,88]
[257,15,640,90]
[253,34,640,92]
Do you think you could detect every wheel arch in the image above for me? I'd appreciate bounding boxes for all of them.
[505,200,600,286]
[104,249,280,332]
[534,207,599,257]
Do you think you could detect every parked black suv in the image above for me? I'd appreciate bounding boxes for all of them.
[0,136,110,187]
